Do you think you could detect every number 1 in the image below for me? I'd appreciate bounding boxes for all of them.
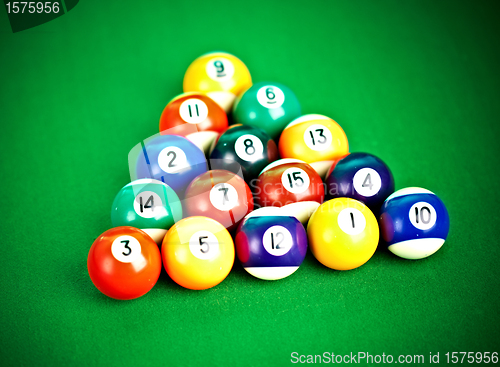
[350,212,355,228]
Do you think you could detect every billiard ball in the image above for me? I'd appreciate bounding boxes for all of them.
[235,210,308,280]
[183,52,252,112]
[87,227,162,300]
[255,159,325,209]
[111,179,183,244]
[379,187,450,260]
[183,170,254,231]
[279,114,349,177]
[325,152,395,212]
[232,82,301,139]
[307,198,379,270]
[131,134,208,197]
[159,92,228,153]
[209,124,279,182]
[162,216,235,290]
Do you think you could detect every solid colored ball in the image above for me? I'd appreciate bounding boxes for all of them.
[325,152,395,212]
[255,159,325,207]
[279,114,349,177]
[209,124,279,182]
[159,92,228,153]
[307,198,379,270]
[232,82,301,139]
[183,52,252,112]
[235,212,308,280]
[183,170,254,231]
[379,187,450,260]
[111,179,183,244]
[132,134,208,197]
[162,216,235,290]
[87,227,162,300]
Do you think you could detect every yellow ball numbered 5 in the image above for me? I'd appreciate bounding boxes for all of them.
[307,198,379,270]
[161,216,235,290]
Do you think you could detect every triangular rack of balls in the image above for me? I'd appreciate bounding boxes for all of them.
[88,52,450,300]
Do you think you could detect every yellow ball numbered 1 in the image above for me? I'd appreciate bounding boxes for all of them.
[161,216,235,290]
[307,198,379,270]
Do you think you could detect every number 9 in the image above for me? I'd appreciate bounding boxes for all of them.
[214,60,224,74]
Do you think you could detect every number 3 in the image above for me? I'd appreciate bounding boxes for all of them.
[121,240,131,256]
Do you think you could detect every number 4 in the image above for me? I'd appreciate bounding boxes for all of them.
[362,173,373,190]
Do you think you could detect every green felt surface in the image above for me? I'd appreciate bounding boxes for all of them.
[1,0,499,366]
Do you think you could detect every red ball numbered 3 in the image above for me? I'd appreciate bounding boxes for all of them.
[87,227,162,300]
[255,159,325,207]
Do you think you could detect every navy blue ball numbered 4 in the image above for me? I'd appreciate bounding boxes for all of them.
[325,152,394,212]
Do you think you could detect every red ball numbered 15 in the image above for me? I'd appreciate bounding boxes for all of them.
[255,159,325,207]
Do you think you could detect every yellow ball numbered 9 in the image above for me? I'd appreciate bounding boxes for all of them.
[307,198,379,270]
[183,52,252,112]
[161,216,235,290]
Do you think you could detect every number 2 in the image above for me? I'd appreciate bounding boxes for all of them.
[167,151,176,167]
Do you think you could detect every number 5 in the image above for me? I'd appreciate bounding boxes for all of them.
[199,236,209,253]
